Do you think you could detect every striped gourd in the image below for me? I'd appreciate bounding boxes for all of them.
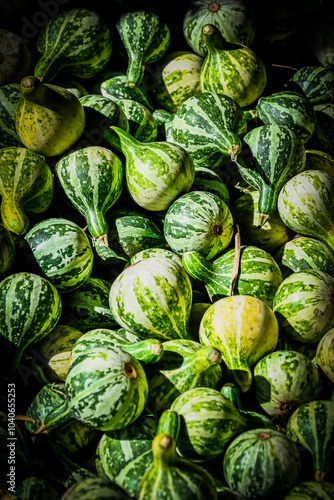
[182,245,283,307]
[100,73,155,113]
[145,339,222,413]
[25,218,94,293]
[223,428,302,499]
[277,170,334,252]
[116,10,170,87]
[34,8,112,82]
[34,325,83,383]
[137,409,218,500]
[152,51,203,113]
[191,166,230,205]
[283,481,334,499]
[115,99,158,143]
[42,345,148,432]
[15,76,85,157]
[70,328,164,366]
[79,94,129,132]
[25,383,96,453]
[60,478,132,500]
[237,124,306,221]
[0,223,16,277]
[96,413,157,497]
[128,247,182,267]
[60,277,119,332]
[0,147,53,236]
[256,90,316,143]
[170,387,261,462]
[253,350,322,419]
[55,146,123,247]
[199,295,279,392]
[103,126,195,211]
[183,0,257,57]
[164,191,234,259]
[273,270,334,343]
[290,66,334,105]
[0,272,62,375]
[274,237,334,278]
[231,187,293,253]
[171,91,247,168]
[0,29,31,86]
[316,328,334,383]
[106,209,167,260]
[0,83,23,147]
[313,103,334,155]
[286,400,334,481]
[305,149,334,178]
[109,257,193,342]
[200,24,266,108]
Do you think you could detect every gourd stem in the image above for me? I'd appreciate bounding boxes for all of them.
[157,410,180,439]
[152,433,177,467]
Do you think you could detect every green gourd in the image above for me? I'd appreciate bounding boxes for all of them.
[283,481,334,500]
[60,477,132,500]
[116,10,170,87]
[103,126,195,211]
[116,99,158,143]
[0,83,23,147]
[15,76,85,156]
[200,24,266,108]
[0,147,53,236]
[315,328,334,384]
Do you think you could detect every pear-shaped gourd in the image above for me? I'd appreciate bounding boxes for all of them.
[171,91,247,168]
[200,24,266,107]
[0,272,62,376]
[237,124,306,224]
[277,170,334,252]
[199,295,279,392]
[0,147,53,235]
[103,126,195,211]
[116,10,170,87]
[40,346,148,433]
[137,409,218,499]
[34,8,112,82]
[15,76,85,156]
[164,191,234,260]
[109,257,193,342]
[286,400,334,482]
[55,146,123,247]
[182,245,283,307]
[145,339,222,413]
[0,83,23,147]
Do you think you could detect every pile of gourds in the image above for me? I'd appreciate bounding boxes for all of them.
[1,0,334,498]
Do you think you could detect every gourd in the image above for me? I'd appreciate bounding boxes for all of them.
[15,76,85,156]
[100,72,155,112]
[200,24,266,108]
[253,350,322,420]
[0,272,62,375]
[39,345,148,433]
[24,218,94,293]
[304,149,334,177]
[236,124,306,224]
[316,328,334,383]
[182,245,283,307]
[109,257,193,342]
[199,295,279,392]
[116,10,170,87]
[115,99,158,142]
[144,339,222,413]
[34,8,112,82]
[277,170,334,252]
[0,29,31,86]
[290,65,334,105]
[0,83,23,147]
[273,270,334,343]
[171,91,247,168]
[78,94,129,135]
[163,191,234,259]
[152,51,203,112]
[191,166,230,205]
[55,146,123,248]
[283,481,334,499]
[223,428,302,499]
[286,400,334,482]
[136,409,218,499]
[103,126,195,211]
[0,147,53,236]
[183,0,257,57]
[128,247,182,266]
[60,477,132,500]
[256,90,316,143]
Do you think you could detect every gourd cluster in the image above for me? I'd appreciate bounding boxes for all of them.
[0,1,334,499]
